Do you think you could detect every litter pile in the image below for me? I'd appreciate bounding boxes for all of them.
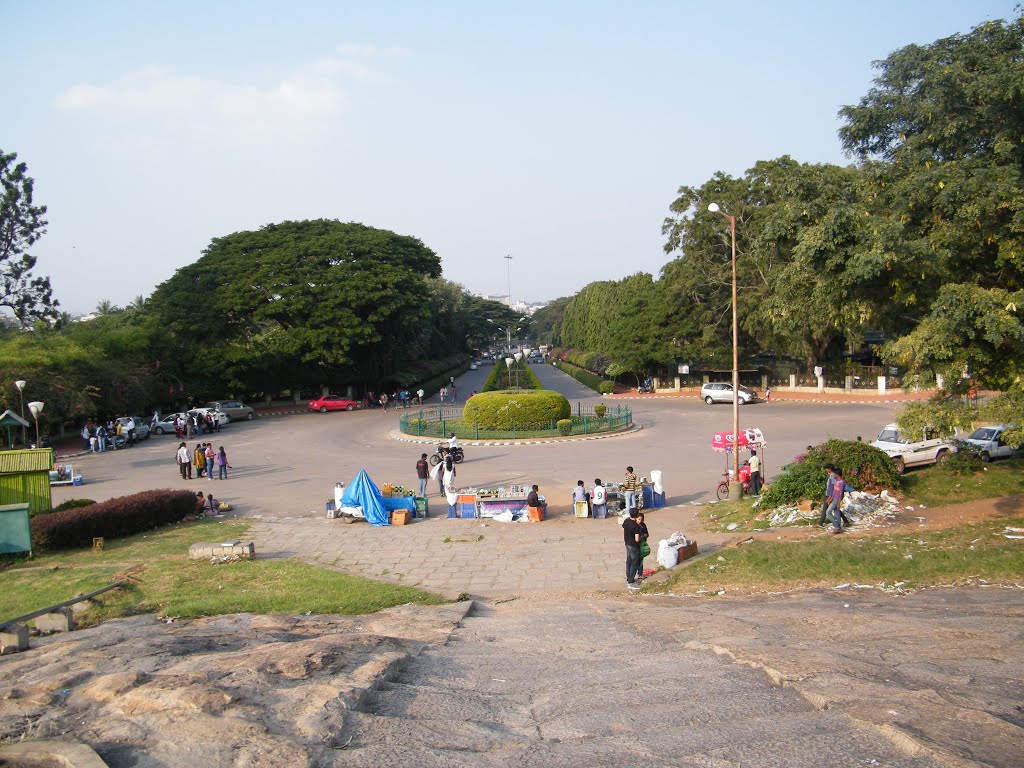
[764,490,903,529]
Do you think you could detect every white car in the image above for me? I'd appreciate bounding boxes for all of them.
[964,425,1019,462]
[114,416,150,441]
[870,423,955,474]
[189,408,230,428]
[700,382,758,405]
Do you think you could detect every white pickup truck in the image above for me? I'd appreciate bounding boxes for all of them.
[964,424,1019,462]
[870,424,956,474]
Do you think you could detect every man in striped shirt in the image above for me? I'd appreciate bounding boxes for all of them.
[623,466,639,511]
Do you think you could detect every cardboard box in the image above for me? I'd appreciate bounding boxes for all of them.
[392,510,410,526]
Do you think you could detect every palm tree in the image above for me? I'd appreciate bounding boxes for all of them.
[95,299,120,315]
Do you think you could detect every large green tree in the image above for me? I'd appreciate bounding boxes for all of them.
[0,150,58,325]
[839,12,1024,391]
[148,220,443,394]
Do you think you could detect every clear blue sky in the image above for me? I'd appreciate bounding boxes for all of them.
[2,1,1017,313]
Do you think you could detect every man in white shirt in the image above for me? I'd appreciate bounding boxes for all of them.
[416,387,425,405]
[448,432,460,450]
[591,479,608,519]
[749,450,761,495]
[175,442,192,480]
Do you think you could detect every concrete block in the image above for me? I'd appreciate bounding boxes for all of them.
[188,541,256,559]
[35,607,74,633]
[0,623,29,654]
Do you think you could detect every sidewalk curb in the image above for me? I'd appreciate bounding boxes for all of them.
[610,394,920,404]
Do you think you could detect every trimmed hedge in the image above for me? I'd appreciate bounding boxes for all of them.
[483,359,541,392]
[554,359,608,393]
[31,489,200,551]
[462,389,571,429]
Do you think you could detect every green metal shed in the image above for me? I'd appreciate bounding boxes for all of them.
[0,449,54,515]
[0,410,30,449]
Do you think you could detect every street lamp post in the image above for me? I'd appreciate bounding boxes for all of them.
[708,202,742,500]
[514,351,523,388]
[505,254,513,308]
[14,380,26,446]
[27,401,44,449]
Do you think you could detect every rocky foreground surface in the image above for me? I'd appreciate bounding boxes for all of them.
[0,589,1021,767]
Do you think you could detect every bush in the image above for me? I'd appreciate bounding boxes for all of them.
[557,419,573,436]
[462,390,571,429]
[758,439,902,508]
[598,381,616,394]
[54,498,96,512]
[942,441,986,475]
[32,490,199,551]
[594,404,607,418]
[483,359,540,392]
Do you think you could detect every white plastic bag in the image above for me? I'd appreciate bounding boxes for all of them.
[657,539,679,569]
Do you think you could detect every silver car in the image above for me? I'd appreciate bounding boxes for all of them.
[700,382,758,405]
[204,400,256,422]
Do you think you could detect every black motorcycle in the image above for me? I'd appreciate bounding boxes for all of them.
[638,380,654,394]
[429,445,465,466]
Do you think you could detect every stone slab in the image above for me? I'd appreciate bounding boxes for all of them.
[0,623,29,654]
[188,541,256,559]
[35,607,74,633]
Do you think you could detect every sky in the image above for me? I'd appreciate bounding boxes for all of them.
[2,1,1018,315]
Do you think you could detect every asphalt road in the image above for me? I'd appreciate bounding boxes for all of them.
[53,362,901,517]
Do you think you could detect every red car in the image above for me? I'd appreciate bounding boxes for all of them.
[308,395,359,413]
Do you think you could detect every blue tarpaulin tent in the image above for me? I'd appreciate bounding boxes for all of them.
[340,469,416,526]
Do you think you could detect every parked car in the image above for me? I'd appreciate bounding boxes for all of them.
[151,413,187,435]
[700,382,758,405]
[203,400,256,422]
[964,424,1019,462]
[870,423,956,474]
[309,395,359,413]
[189,407,230,427]
[114,416,150,441]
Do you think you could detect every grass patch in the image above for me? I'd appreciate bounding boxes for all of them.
[901,458,1024,507]
[699,498,815,533]
[0,518,445,628]
[660,515,1024,593]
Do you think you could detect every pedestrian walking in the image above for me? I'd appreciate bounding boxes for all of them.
[765,387,772,403]
[176,442,191,480]
[825,466,849,533]
[623,508,643,590]
[819,464,851,528]
[217,446,231,479]
[416,453,429,497]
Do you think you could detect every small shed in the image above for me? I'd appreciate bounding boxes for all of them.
[0,448,54,515]
[0,410,30,449]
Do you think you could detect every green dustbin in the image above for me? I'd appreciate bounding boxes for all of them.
[0,503,31,554]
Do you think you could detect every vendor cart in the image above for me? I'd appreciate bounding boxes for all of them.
[711,428,766,501]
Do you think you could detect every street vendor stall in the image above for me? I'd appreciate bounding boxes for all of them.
[712,427,766,500]
[449,485,546,521]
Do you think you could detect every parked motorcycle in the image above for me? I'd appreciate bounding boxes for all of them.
[638,379,654,394]
[429,445,465,466]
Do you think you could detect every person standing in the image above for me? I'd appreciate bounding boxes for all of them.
[623,508,643,590]
[81,424,91,451]
[749,450,762,495]
[825,466,848,533]
[193,443,205,479]
[126,417,136,447]
[636,511,651,580]
[430,452,445,495]
[416,453,430,498]
[217,445,230,479]
[96,423,107,453]
[416,387,425,405]
[450,384,457,404]
[379,392,388,412]
[176,442,191,480]
[819,464,851,528]
[439,386,447,404]
[623,466,639,511]
[442,449,456,494]
[204,443,216,480]
[591,479,607,519]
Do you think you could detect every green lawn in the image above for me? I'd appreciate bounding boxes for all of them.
[0,518,445,627]
[901,457,1024,507]
[659,514,1024,593]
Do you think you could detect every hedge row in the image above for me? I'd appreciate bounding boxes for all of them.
[462,389,571,429]
[550,347,618,377]
[31,489,200,550]
[482,359,541,392]
[552,359,610,393]
[391,353,471,390]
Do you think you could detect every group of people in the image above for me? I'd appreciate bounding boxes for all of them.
[175,442,231,481]
[173,411,220,438]
[81,419,134,451]
[367,387,425,411]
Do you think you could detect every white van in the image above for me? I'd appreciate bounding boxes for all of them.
[869,423,955,474]
[964,425,1019,462]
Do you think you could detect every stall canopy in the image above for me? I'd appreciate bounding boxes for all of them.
[711,427,766,453]
[340,469,390,526]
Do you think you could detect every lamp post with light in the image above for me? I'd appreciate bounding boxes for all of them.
[28,401,44,449]
[14,380,26,446]
[708,202,742,500]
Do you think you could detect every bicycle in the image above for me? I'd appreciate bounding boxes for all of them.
[716,472,751,501]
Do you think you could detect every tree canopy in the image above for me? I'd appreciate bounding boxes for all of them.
[0,150,58,325]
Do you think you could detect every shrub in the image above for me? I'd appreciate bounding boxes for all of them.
[32,490,199,551]
[942,441,985,475]
[758,439,902,508]
[598,381,616,394]
[462,390,571,429]
[483,359,540,392]
[54,498,96,512]
[557,419,573,435]
[594,404,607,418]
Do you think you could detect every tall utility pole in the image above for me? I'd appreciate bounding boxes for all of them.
[505,254,513,308]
